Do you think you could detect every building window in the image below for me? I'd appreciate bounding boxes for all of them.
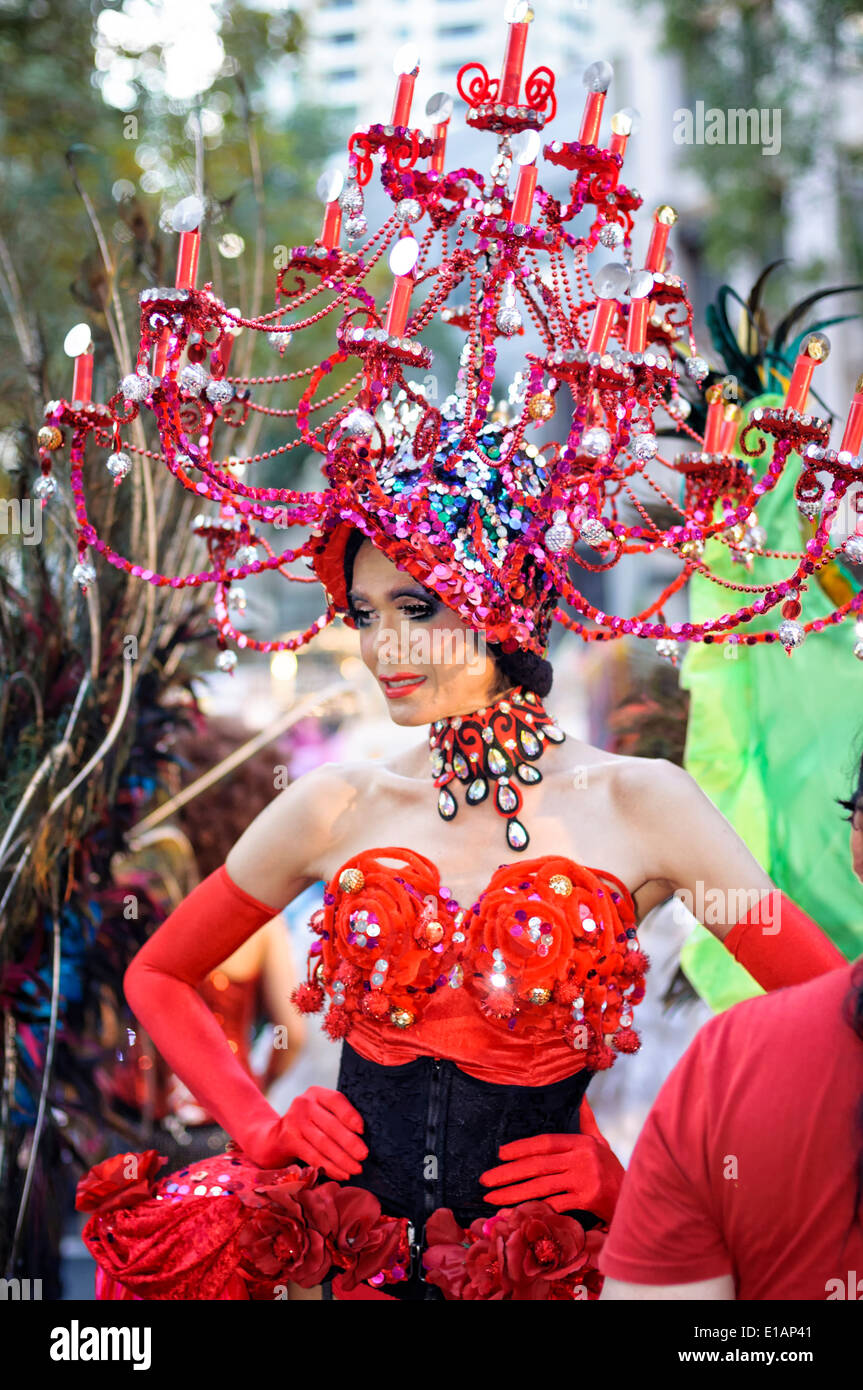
[327,68,358,84]
[329,32,355,46]
[439,24,479,40]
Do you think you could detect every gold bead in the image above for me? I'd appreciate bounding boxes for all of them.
[315,962,325,984]
[549,874,573,896]
[38,425,63,450]
[389,1007,414,1029]
[424,921,444,945]
[528,987,551,1005]
[527,391,554,422]
[339,867,365,893]
[655,204,678,226]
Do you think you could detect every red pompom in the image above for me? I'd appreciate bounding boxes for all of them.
[585,1039,616,1071]
[612,1027,641,1054]
[361,991,390,1019]
[620,949,650,979]
[291,982,324,1014]
[553,979,582,1007]
[335,961,362,988]
[479,991,517,1020]
[323,1004,351,1040]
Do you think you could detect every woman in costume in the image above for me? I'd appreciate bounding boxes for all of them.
[76,416,848,1301]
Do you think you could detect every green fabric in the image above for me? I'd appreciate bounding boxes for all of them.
[677,392,863,1013]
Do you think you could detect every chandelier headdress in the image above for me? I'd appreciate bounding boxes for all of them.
[39,3,863,671]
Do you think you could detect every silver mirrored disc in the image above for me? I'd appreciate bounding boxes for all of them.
[317,169,345,204]
[171,195,205,233]
[629,269,655,300]
[511,130,541,166]
[594,262,631,300]
[583,59,614,94]
[426,91,454,123]
[63,323,92,357]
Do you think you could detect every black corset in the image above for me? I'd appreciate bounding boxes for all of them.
[322,1041,596,1302]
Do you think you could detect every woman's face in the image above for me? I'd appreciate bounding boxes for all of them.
[348,541,509,726]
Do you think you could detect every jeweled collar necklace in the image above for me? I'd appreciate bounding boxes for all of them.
[428,685,565,852]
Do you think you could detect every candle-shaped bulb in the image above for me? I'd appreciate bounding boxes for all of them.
[609,107,640,157]
[586,262,628,354]
[623,269,654,353]
[510,129,541,225]
[579,60,614,146]
[644,205,677,272]
[702,383,724,453]
[391,44,420,126]
[500,1,534,105]
[719,402,742,454]
[171,194,205,289]
[64,323,94,404]
[784,332,831,413]
[384,236,420,338]
[316,168,345,249]
[218,308,243,374]
[426,92,454,174]
[839,371,863,456]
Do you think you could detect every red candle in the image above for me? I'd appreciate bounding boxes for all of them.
[719,404,741,454]
[624,299,649,353]
[512,162,538,226]
[586,299,618,355]
[391,45,420,127]
[426,93,454,175]
[176,230,200,290]
[578,60,613,146]
[702,385,724,452]
[383,237,419,337]
[784,333,830,413]
[320,201,342,248]
[72,348,94,404]
[840,374,863,456]
[64,324,94,402]
[644,205,677,272]
[609,108,638,159]
[499,3,531,105]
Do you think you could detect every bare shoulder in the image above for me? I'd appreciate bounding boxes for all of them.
[606,754,699,813]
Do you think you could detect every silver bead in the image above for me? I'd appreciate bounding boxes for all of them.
[598,222,624,249]
[545,510,574,554]
[655,637,679,664]
[267,329,293,353]
[120,372,156,403]
[33,475,57,499]
[778,619,805,650]
[215,650,238,672]
[205,379,234,405]
[345,214,368,240]
[396,198,422,223]
[843,534,863,563]
[107,450,132,480]
[495,304,523,336]
[227,587,247,613]
[582,426,612,457]
[179,363,210,396]
[580,518,613,548]
[684,355,709,383]
[632,432,658,461]
[339,408,375,437]
[73,559,96,588]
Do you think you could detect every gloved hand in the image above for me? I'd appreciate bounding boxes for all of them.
[239,1086,368,1178]
[124,862,367,1178]
[478,1132,624,1225]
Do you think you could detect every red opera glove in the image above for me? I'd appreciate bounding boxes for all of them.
[722,890,847,992]
[478,1132,625,1226]
[124,864,367,1177]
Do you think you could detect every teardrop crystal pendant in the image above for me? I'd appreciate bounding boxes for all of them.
[487,746,509,777]
[506,818,529,851]
[453,750,470,780]
[430,748,445,776]
[496,783,518,813]
[466,776,488,804]
[438,786,457,820]
[543,724,565,743]
[519,728,541,758]
[516,763,541,784]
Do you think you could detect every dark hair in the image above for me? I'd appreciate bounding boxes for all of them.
[342,528,554,698]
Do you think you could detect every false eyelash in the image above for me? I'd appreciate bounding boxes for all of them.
[349,604,437,627]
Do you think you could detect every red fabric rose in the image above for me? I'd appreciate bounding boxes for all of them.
[238,1196,330,1290]
[499,1201,595,1300]
[76,1149,167,1215]
[299,1181,401,1287]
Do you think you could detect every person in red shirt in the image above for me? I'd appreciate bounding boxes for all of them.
[600,758,863,1301]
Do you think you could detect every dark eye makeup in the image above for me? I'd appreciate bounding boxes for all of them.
[348,598,439,626]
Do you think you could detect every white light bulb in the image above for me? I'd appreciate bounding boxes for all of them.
[63,323,92,357]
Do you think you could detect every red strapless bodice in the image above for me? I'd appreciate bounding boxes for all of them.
[293,846,649,1087]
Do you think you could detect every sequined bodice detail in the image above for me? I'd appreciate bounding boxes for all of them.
[293,846,649,1069]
